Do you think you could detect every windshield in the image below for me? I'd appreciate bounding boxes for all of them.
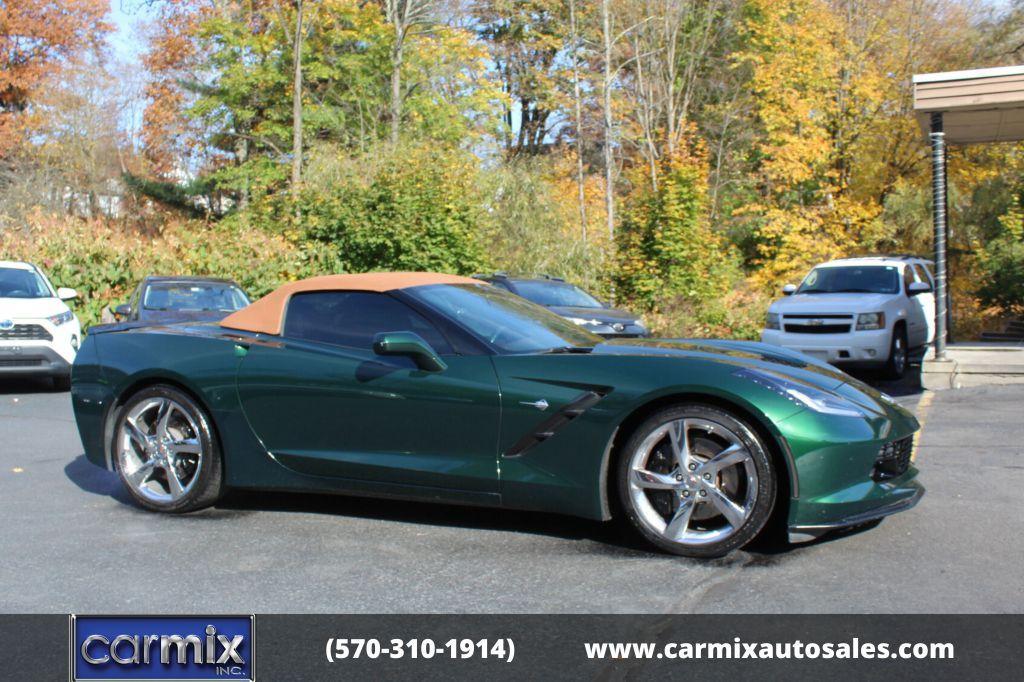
[797,266,900,295]
[512,280,603,308]
[143,282,250,312]
[0,267,52,299]
[409,283,602,354]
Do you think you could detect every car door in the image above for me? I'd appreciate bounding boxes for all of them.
[912,264,937,345]
[234,290,501,493]
[901,265,927,347]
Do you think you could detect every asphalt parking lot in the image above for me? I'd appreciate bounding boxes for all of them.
[1,369,1022,614]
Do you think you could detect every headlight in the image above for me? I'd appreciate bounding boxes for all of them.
[765,312,780,330]
[734,368,866,418]
[47,310,74,326]
[567,317,601,326]
[856,312,885,330]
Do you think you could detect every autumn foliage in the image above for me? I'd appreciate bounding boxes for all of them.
[2,0,1024,337]
[0,0,111,156]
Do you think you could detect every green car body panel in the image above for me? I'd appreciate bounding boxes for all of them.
[71,291,922,542]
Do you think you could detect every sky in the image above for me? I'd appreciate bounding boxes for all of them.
[109,0,153,63]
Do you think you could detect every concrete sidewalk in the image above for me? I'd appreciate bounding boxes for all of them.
[922,342,1024,389]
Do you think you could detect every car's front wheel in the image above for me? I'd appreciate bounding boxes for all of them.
[884,326,908,380]
[111,385,224,513]
[617,404,776,558]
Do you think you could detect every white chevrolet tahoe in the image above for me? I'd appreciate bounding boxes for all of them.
[761,256,936,379]
[0,261,81,390]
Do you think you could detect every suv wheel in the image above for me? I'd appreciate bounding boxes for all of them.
[884,327,908,380]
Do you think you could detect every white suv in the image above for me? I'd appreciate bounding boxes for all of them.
[761,256,936,379]
[0,261,81,390]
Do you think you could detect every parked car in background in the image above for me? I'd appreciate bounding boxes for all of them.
[0,261,80,390]
[474,273,649,338]
[761,256,936,379]
[114,276,250,324]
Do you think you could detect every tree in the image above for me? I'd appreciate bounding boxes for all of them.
[0,0,111,156]
[601,0,615,243]
[569,0,587,238]
[381,0,434,145]
[616,137,734,312]
[475,0,566,157]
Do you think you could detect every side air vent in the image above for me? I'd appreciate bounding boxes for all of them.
[504,390,608,458]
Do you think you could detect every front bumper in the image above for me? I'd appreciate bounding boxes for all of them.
[0,343,72,376]
[0,318,79,377]
[780,393,923,544]
[788,478,924,543]
[761,328,889,365]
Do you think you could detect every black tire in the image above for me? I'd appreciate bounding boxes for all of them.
[884,326,908,380]
[51,374,71,392]
[111,385,224,513]
[617,403,776,558]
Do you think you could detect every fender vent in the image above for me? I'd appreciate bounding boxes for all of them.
[504,390,607,458]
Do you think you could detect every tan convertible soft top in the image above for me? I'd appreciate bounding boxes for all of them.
[220,272,482,335]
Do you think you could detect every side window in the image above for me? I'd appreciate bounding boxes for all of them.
[283,291,453,355]
[902,265,916,294]
[912,264,932,287]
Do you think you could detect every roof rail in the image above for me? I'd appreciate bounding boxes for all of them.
[844,253,926,261]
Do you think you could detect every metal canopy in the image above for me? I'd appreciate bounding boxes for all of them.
[914,65,1024,144]
[911,64,1024,360]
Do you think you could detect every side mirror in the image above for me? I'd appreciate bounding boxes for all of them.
[56,287,78,301]
[908,281,931,296]
[601,300,614,309]
[372,331,447,372]
[113,304,132,319]
[781,284,797,296]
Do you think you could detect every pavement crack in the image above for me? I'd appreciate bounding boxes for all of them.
[664,553,756,614]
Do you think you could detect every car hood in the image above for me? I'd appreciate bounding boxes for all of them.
[140,309,235,324]
[593,338,913,424]
[768,292,892,315]
[0,297,68,320]
[595,338,859,394]
[549,305,640,324]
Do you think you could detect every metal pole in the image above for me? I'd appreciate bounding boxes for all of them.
[929,111,948,360]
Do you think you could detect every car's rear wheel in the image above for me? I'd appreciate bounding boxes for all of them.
[617,404,776,558]
[884,326,908,380]
[112,385,223,513]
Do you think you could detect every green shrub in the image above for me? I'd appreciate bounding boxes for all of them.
[277,143,488,275]
[1,213,332,328]
[976,234,1024,310]
[615,150,740,314]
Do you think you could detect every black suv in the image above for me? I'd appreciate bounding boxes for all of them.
[114,276,251,324]
[475,274,649,339]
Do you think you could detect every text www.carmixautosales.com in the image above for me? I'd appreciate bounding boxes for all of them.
[584,638,954,661]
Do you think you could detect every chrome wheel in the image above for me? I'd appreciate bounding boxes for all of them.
[116,397,204,505]
[627,417,758,547]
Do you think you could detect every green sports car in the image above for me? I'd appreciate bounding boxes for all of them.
[71,272,923,558]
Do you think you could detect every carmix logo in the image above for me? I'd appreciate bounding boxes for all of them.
[71,615,254,681]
